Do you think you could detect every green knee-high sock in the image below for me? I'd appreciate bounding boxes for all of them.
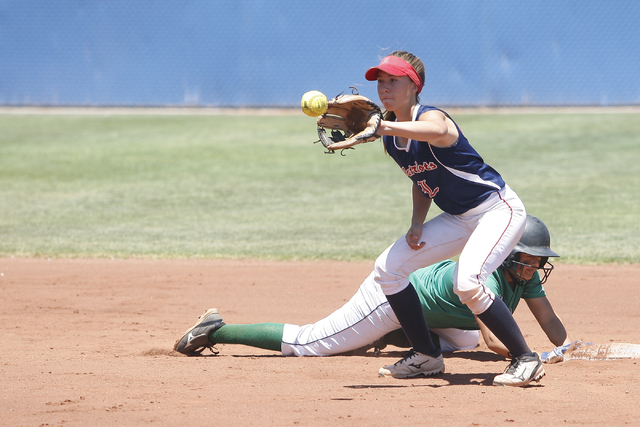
[210,323,285,352]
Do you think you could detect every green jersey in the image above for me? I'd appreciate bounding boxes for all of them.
[409,260,546,330]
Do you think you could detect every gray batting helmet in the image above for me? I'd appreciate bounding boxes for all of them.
[502,215,559,285]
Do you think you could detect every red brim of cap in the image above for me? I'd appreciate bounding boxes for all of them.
[365,64,400,81]
[364,55,423,93]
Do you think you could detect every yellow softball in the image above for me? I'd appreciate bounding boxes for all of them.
[301,90,328,117]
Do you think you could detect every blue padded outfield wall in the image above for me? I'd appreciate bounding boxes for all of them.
[1,1,639,107]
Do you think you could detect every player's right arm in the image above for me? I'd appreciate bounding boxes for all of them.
[476,297,572,358]
[406,184,432,250]
[525,296,572,347]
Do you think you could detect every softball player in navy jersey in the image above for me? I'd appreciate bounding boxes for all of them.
[360,51,543,386]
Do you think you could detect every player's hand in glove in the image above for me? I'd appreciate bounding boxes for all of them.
[541,342,576,363]
[316,94,382,152]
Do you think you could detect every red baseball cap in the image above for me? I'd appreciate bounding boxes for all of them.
[365,55,423,93]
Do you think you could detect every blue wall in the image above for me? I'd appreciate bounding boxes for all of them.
[1,1,639,107]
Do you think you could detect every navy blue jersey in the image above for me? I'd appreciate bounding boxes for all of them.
[383,105,505,215]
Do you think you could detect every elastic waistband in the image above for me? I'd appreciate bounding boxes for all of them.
[462,186,510,217]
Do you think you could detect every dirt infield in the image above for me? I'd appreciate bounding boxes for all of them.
[2,257,639,426]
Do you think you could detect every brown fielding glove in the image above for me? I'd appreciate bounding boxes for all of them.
[316,94,382,152]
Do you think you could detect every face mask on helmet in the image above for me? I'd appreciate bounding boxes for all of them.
[507,253,555,286]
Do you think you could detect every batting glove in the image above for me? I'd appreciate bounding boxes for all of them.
[541,342,575,363]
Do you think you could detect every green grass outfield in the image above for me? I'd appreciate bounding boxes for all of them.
[1,109,638,263]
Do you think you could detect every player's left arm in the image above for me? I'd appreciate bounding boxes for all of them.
[475,316,510,358]
[378,110,459,147]
[524,296,572,347]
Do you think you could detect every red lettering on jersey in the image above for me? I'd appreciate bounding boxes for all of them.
[417,180,439,198]
[402,161,437,177]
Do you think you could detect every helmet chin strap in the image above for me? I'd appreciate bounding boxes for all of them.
[504,266,529,287]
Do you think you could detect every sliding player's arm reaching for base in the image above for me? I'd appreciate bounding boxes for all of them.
[478,295,572,358]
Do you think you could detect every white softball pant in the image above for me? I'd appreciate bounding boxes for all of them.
[374,185,526,315]
[281,272,479,357]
